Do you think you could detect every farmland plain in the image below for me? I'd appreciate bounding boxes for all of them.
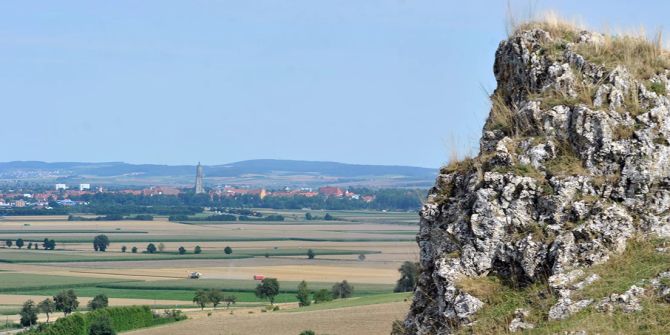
[0,209,418,334]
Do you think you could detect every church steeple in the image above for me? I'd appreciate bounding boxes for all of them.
[194,162,205,194]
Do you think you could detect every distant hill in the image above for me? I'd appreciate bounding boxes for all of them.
[0,160,437,188]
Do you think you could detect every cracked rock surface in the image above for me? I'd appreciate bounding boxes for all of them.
[402,25,670,335]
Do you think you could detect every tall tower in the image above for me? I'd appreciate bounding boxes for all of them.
[194,162,205,194]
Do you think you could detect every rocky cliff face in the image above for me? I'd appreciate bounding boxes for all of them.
[403,24,670,334]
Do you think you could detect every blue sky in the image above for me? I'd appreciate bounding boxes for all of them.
[0,1,666,168]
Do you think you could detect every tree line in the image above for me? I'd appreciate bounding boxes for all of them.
[4,238,56,250]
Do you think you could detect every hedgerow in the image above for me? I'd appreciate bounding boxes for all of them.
[19,306,185,335]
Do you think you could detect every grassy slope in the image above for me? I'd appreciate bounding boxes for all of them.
[458,238,670,334]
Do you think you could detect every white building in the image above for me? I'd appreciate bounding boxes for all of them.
[55,184,68,190]
[79,183,91,191]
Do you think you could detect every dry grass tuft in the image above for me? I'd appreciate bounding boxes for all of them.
[456,276,555,335]
[648,81,667,95]
[441,156,475,175]
[456,276,503,303]
[575,30,670,80]
[612,125,635,141]
[510,11,583,41]
[486,92,517,136]
[485,92,536,137]
[512,12,670,80]
[545,140,587,177]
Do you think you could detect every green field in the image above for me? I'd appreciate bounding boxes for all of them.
[0,273,133,292]
[0,229,148,234]
[99,278,394,294]
[0,272,396,304]
[0,273,395,304]
[0,248,380,263]
[283,292,412,312]
[0,209,416,324]
[10,287,298,303]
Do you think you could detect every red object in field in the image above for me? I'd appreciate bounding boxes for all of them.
[253,274,265,280]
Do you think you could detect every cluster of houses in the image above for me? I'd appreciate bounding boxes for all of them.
[209,185,373,202]
[0,183,375,209]
[0,183,100,208]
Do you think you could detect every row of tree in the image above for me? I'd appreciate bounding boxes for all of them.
[295,280,354,307]
[191,290,237,310]
[68,214,154,221]
[4,238,56,250]
[68,188,425,213]
[19,290,109,327]
[94,234,209,255]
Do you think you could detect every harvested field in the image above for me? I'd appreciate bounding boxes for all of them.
[0,210,417,333]
[126,301,411,335]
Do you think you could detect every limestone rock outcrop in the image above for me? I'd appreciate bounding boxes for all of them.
[403,24,670,334]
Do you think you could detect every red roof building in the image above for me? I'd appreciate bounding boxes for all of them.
[318,186,344,197]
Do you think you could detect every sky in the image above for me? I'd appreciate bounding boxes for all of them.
[0,1,668,168]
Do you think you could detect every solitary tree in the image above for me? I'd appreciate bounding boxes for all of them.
[331,280,354,299]
[19,300,38,327]
[43,238,56,250]
[93,235,110,252]
[178,246,186,255]
[300,331,316,335]
[146,243,157,254]
[157,242,165,253]
[223,295,237,309]
[307,249,315,259]
[38,298,56,323]
[194,245,202,254]
[131,246,138,253]
[305,213,312,220]
[28,242,33,250]
[121,246,127,253]
[54,289,79,316]
[5,240,11,248]
[255,278,280,305]
[296,281,311,307]
[16,238,24,249]
[193,290,209,310]
[88,313,116,335]
[313,289,332,304]
[207,289,224,308]
[224,246,233,255]
[394,261,419,292]
[88,294,109,310]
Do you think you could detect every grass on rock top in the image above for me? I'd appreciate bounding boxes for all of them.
[515,17,670,80]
